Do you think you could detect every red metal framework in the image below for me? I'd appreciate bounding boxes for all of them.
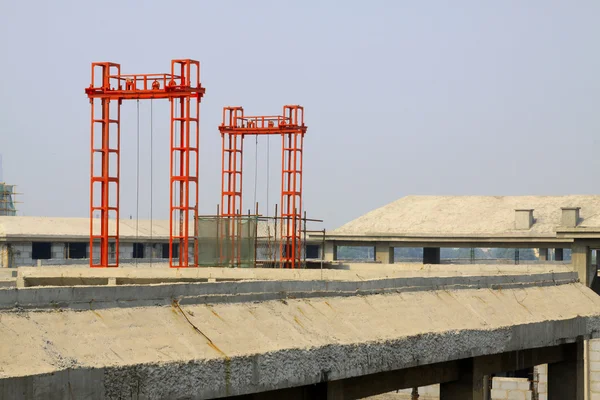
[86,59,205,268]
[219,105,306,268]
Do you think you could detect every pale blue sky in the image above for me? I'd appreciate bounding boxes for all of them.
[1,1,599,229]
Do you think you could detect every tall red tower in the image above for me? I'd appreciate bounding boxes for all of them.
[219,105,307,268]
[85,60,205,268]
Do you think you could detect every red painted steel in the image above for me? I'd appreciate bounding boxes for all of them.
[86,60,205,268]
[218,106,306,268]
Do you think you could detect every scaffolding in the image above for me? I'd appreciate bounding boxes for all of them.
[0,183,17,216]
[197,213,320,268]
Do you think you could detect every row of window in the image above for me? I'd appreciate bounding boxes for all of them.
[29,242,320,260]
[30,242,179,260]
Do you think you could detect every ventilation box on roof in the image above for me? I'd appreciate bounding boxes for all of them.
[561,207,580,228]
[515,209,534,230]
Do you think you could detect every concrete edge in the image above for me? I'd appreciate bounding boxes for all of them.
[1,316,597,399]
[0,272,578,311]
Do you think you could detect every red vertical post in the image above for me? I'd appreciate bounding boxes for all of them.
[169,60,201,268]
[279,106,305,268]
[90,63,120,268]
[87,59,204,268]
[220,107,244,266]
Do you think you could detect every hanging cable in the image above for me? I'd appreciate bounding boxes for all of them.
[150,99,154,267]
[253,135,258,210]
[266,136,270,217]
[135,100,140,267]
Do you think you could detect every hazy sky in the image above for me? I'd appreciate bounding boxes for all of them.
[1,1,599,230]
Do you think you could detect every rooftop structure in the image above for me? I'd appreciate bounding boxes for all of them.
[331,195,600,240]
[0,216,321,268]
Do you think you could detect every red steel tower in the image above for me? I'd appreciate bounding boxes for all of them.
[219,105,307,268]
[85,59,205,268]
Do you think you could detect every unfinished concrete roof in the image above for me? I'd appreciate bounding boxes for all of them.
[0,216,275,241]
[0,216,174,241]
[331,195,600,238]
[0,272,599,398]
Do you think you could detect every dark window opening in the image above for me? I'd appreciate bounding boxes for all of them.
[162,243,178,258]
[306,244,320,259]
[68,243,87,259]
[133,243,145,259]
[32,242,52,260]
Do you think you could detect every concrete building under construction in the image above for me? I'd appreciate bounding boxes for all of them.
[0,183,16,217]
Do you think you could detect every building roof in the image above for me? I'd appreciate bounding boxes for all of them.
[0,216,279,241]
[329,195,600,240]
[0,216,174,241]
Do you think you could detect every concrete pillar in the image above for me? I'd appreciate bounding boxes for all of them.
[555,248,564,261]
[423,247,441,264]
[548,342,584,400]
[440,359,484,400]
[538,248,548,261]
[375,242,394,264]
[324,242,337,261]
[571,242,596,287]
[0,244,7,268]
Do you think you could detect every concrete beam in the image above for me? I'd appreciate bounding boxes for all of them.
[326,360,460,399]
[325,238,571,248]
[230,345,576,400]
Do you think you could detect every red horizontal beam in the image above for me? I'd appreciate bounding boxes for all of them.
[219,127,307,135]
[85,88,205,100]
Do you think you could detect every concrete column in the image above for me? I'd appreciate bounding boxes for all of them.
[324,242,337,261]
[0,244,7,268]
[548,342,584,400]
[538,248,548,261]
[555,248,564,261]
[571,242,596,287]
[440,359,484,400]
[375,242,394,264]
[423,247,441,264]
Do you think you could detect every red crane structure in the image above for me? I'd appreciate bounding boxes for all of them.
[85,59,205,268]
[219,105,307,268]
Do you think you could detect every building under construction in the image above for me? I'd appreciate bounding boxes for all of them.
[0,183,16,216]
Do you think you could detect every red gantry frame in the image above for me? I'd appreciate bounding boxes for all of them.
[219,106,307,268]
[85,59,205,268]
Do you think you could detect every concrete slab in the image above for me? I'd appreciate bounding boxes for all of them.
[15,264,575,287]
[0,272,599,399]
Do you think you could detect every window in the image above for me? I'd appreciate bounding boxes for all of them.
[32,242,52,260]
[133,243,145,259]
[68,243,87,259]
[162,243,178,258]
[306,244,320,259]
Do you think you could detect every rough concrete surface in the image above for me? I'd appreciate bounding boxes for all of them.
[331,195,600,237]
[16,264,576,287]
[0,216,180,240]
[1,276,600,399]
